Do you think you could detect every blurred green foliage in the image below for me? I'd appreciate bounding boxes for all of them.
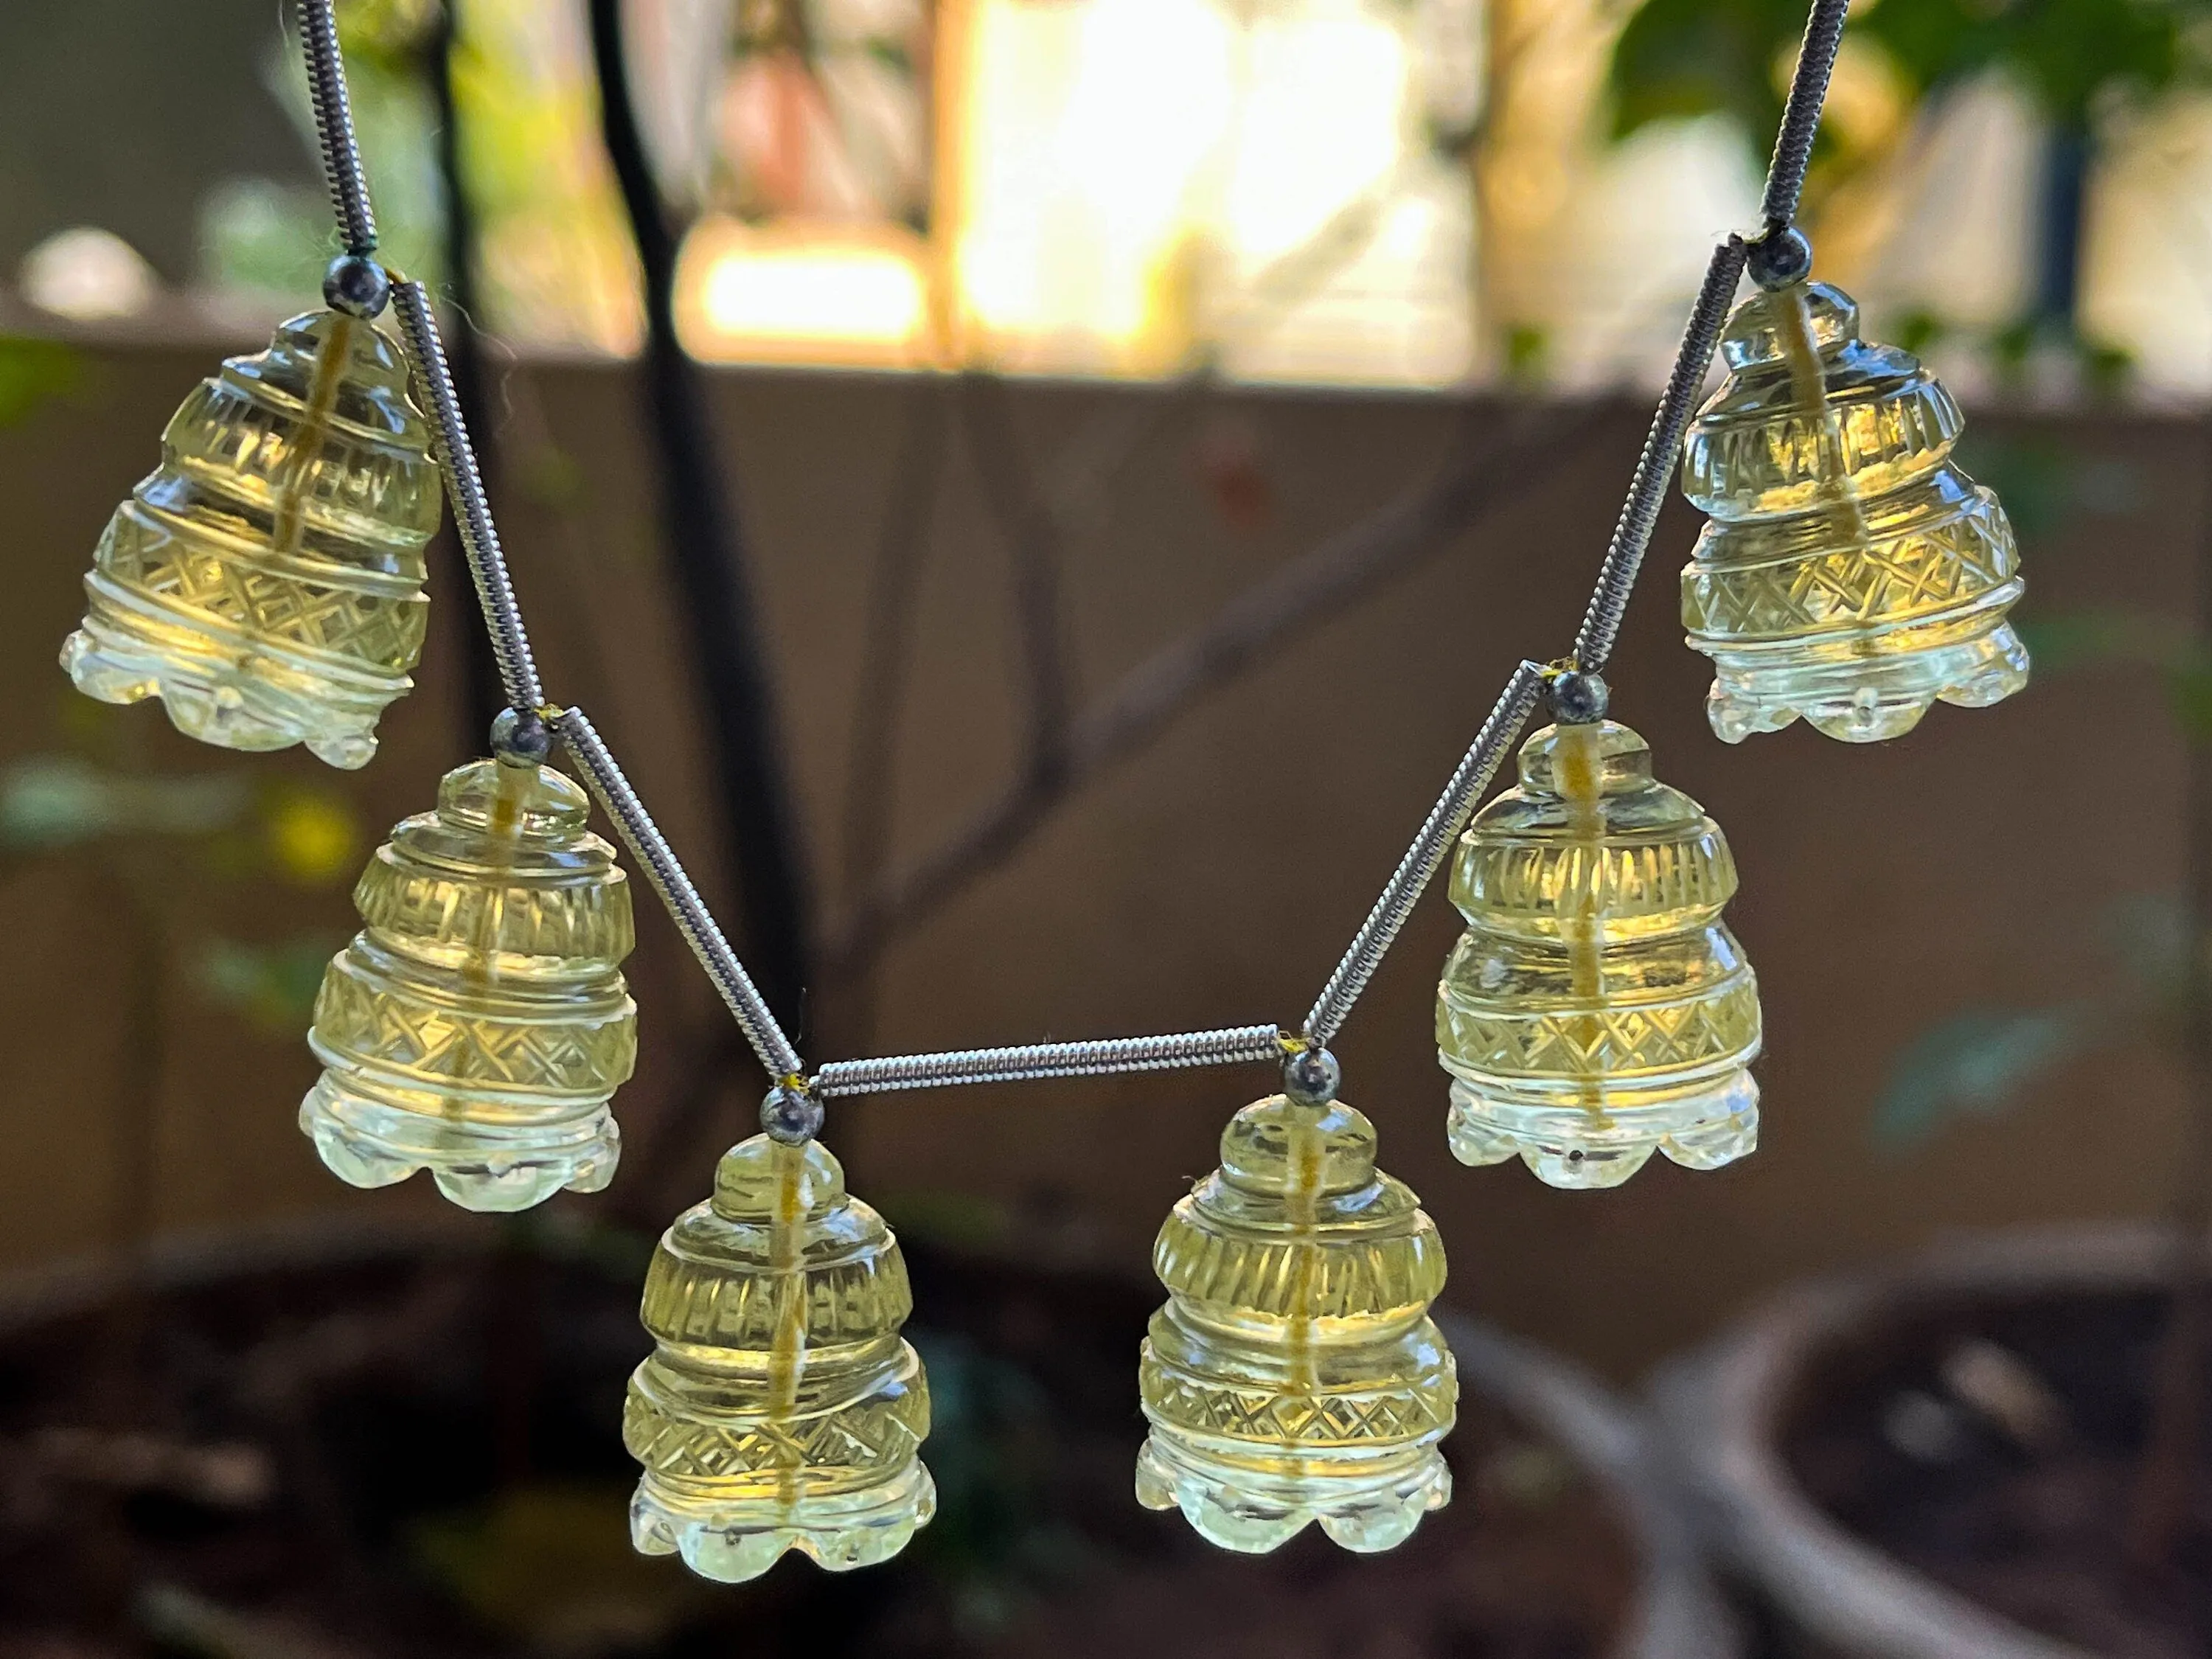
[902,1328,1093,1634]
[0,336,83,428]
[1610,0,2210,150]
[1874,888,2192,1147]
[0,757,246,853]
[1860,422,2191,1149]
[400,1322,1085,1646]
[202,1,443,302]
[1875,1007,2088,1147]
[1608,0,2207,361]
[1610,0,1812,151]
[1954,432,2143,540]
[1,700,367,1041]
[194,933,347,1034]
[413,1481,717,1650]
[1856,0,2197,133]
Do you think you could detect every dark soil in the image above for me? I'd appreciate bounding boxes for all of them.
[1783,1287,2212,1658]
[0,1223,1632,1659]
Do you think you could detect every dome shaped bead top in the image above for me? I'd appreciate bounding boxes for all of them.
[1683,285,1964,520]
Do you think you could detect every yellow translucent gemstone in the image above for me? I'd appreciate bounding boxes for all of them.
[1136,1091,1455,1554]
[1436,720,1761,1188]
[1680,282,2028,743]
[60,310,441,769]
[301,757,636,1211]
[625,1136,934,1582]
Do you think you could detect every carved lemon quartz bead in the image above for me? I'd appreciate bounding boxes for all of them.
[625,1135,934,1582]
[1436,719,1761,1187]
[1138,1091,1455,1554]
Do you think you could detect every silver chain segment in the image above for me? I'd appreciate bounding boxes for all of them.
[1303,662,1546,1046]
[1762,0,1849,230]
[387,280,546,712]
[555,706,807,1084]
[298,0,378,253]
[813,1026,1289,1099]
[1570,240,1750,676]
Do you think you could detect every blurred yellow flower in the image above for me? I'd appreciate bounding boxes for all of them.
[263,790,361,887]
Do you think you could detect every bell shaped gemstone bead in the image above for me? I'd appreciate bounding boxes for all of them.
[1437,719,1761,1187]
[625,1135,934,1582]
[1680,281,2027,743]
[302,757,636,1210]
[61,310,440,768]
[1138,1091,1455,1554]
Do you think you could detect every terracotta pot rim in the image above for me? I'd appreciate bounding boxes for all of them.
[1439,1309,1742,1659]
[1652,1220,2171,1659]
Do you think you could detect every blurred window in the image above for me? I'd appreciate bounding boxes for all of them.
[10,0,2212,394]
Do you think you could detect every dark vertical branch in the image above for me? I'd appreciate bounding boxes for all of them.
[620,383,950,1210]
[2034,125,2088,335]
[428,0,507,746]
[586,0,814,1038]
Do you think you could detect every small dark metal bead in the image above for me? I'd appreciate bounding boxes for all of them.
[1548,669,1610,725]
[1745,225,1814,292]
[490,706,554,767]
[1282,1045,1340,1107]
[322,252,392,319]
[762,1083,824,1145]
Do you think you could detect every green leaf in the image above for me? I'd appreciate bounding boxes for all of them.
[1874,1006,2086,1148]
[2009,609,2174,675]
[0,336,84,428]
[861,36,914,77]
[0,757,248,852]
[1608,0,1806,146]
[193,934,343,1034]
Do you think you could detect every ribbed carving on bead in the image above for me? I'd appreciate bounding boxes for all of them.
[624,1137,934,1582]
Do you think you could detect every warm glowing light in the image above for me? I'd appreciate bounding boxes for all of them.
[950,0,1448,378]
[675,219,931,365]
[1217,10,1403,264]
[956,0,1234,370]
[675,0,1470,382]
